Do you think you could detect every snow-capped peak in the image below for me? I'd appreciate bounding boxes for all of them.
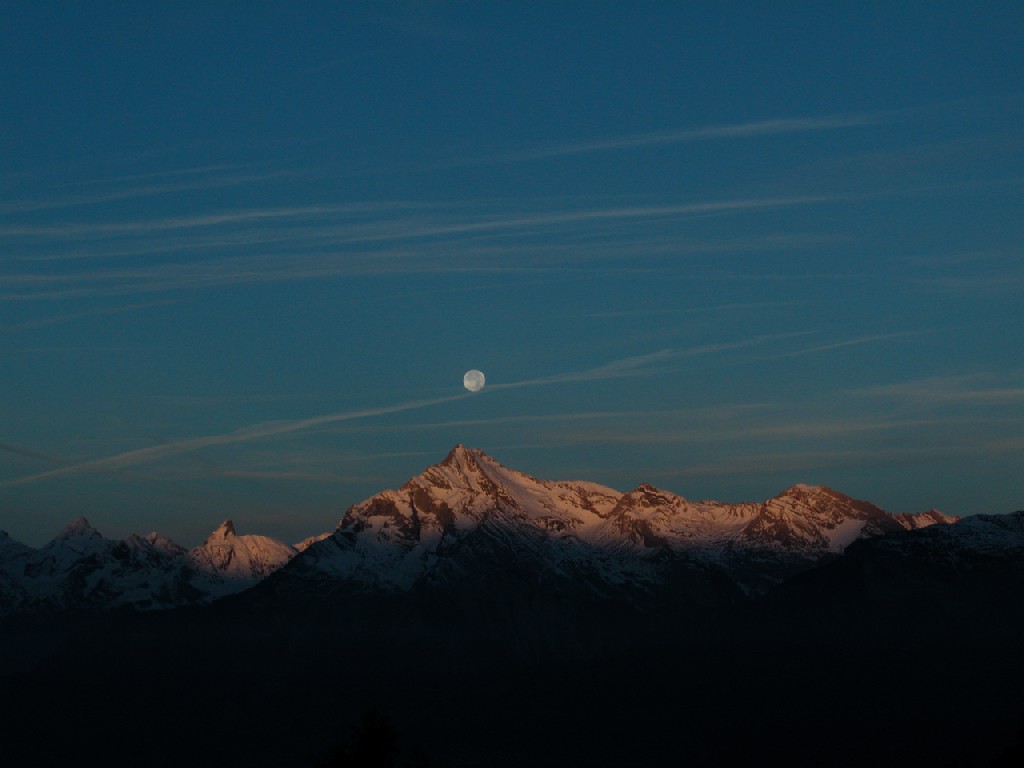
[186,520,297,590]
[55,516,103,541]
[773,484,832,499]
[441,443,475,467]
[893,508,963,530]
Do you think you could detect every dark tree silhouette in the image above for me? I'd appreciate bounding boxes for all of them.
[315,710,432,768]
[991,725,1024,768]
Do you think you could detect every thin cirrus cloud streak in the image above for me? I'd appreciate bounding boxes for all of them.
[311,403,776,436]
[482,335,813,393]
[648,437,1024,479]
[0,196,838,302]
[0,341,794,488]
[529,418,942,446]
[0,299,178,332]
[0,201,437,239]
[51,162,255,188]
[0,194,830,242]
[0,169,301,214]
[454,113,883,165]
[764,331,922,359]
[850,374,1024,405]
[336,196,833,245]
[9,224,836,277]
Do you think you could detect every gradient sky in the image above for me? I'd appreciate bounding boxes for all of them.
[2,2,1022,547]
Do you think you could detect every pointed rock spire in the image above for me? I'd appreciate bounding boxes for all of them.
[210,519,236,540]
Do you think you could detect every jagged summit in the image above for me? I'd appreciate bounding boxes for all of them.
[0,516,298,617]
[772,484,838,500]
[442,443,474,464]
[893,508,962,530]
[430,444,507,486]
[187,520,296,588]
[433,443,488,476]
[207,520,237,541]
[56,516,102,540]
[622,483,686,505]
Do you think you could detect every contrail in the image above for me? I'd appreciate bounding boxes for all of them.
[0,392,471,488]
[0,338,803,488]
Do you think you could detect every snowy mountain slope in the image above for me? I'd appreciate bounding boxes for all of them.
[284,445,962,596]
[0,445,975,615]
[0,518,193,613]
[0,529,33,560]
[768,510,1024,621]
[736,484,904,553]
[0,518,296,616]
[854,509,1023,563]
[295,532,330,552]
[892,508,961,530]
[290,445,624,592]
[186,520,297,596]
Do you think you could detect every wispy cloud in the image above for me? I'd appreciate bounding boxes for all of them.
[586,300,813,320]
[767,331,921,359]
[527,417,943,448]
[0,300,178,332]
[851,374,1024,405]
[0,201,439,240]
[307,403,776,436]
[468,113,882,164]
[52,163,255,189]
[917,274,1024,294]
[196,469,369,483]
[336,195,833,245]
[0,169,299,214]
[487,335,810,392]
[0,195,839,302]
[650,436,1024,480]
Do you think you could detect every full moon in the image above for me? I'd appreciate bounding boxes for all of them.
[463,369,485,392]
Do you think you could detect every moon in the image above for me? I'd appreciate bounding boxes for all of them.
[463,369,485,392]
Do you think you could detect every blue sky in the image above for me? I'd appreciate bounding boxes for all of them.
[2,2,1022,546]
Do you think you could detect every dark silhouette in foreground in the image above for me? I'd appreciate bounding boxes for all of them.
[315,711,432,768]
[991,726,1024,767]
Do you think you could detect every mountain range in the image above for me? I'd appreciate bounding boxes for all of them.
[0,444,980,617]
[0,515,300,615]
